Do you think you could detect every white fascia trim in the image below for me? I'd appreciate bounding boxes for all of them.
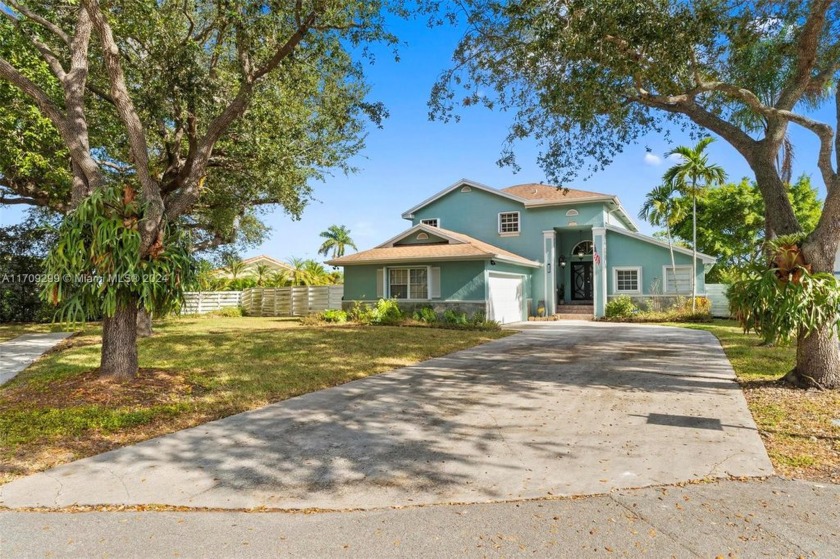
[401,178,526,219]
[376,223,466,248]
[335,254,541,268]
[604,225,717,264]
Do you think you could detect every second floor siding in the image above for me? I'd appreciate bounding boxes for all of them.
[410,187,607,262]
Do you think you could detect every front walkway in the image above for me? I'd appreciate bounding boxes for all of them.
[0,333,74,386]
[0,323,772,510]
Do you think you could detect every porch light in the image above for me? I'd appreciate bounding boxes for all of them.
[559,255,566,268]
[490,259,497,266]
[576,249,585,260]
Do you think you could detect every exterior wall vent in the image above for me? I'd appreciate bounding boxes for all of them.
[416,232,429,240]
[460,186,472,192]
[566,209,579,217]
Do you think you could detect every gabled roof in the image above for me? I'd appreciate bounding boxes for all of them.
[241,255,292,270]
[401,178,639,232]
[401,178,525,219]
[326,224,541,268]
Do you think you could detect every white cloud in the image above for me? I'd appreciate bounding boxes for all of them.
[643,152,662,166]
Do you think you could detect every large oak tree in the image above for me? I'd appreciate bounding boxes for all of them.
[432,0,840,387]
[0,0,418,378]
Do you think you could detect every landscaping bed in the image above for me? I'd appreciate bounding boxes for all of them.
[673,320,840,483]
[0,316,509,483]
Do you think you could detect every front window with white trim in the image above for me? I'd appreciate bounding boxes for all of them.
[663,265,692,293]
[499,211,520,234]
[613,267,641,294]
[420,218,439,227]
[389,268,428,299]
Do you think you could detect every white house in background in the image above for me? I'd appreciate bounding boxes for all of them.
[213,255,292,278]
[835,246,840,280]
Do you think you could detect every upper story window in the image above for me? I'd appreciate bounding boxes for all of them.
[498,211,520,235]
[420,218,439,227]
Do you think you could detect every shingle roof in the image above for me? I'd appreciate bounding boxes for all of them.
[326,225,540,268]
[502,183,612,202]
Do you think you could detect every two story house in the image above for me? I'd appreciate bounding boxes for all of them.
[327,178,716,323]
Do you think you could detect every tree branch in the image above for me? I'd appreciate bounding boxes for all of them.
[4,1,71,45]
[82,0,164,250]
[777,0,832,110]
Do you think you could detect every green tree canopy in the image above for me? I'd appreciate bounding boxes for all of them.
[0,0,433,378]
[669,176,822,282]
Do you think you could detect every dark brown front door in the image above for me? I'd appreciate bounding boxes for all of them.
[571,262,593,301]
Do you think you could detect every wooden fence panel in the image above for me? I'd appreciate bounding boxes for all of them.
[181,291,242,315]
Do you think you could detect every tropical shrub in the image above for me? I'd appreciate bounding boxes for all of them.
[413,306,438,323]
[605,296,637,318]
[322,309,348,323]
[207,306,244,318]
[442,309,469,325]
[373,298,403,325]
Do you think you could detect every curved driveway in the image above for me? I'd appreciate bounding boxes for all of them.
[0,322,772,510]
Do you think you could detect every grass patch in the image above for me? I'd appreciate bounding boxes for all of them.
[0,322,73,343]
[668,319,840,483]
[0,316,509,483]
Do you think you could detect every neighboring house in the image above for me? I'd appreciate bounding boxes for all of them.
[213,255,292,278]
[327,178,716,323]
[835,246,840,280]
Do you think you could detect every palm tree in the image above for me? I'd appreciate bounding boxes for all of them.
[638,183,686,294]
[254,264,271,286]
[663,138,726,310]
[303,259,329,286]
[223,257,247,281]
[286,257,313,286]
[318,225,357,259]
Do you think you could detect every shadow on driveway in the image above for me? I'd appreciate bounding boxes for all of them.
[0,323,773,509]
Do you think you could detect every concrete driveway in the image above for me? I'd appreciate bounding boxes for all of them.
[0,322,772,510]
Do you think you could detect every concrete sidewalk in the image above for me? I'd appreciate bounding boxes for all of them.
[0,323,772,510]
[1,478,837,558]
[0,332,74,385]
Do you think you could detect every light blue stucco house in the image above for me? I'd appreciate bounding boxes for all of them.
[328,178,716,323]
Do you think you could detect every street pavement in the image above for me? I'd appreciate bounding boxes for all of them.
[2,477,838,558]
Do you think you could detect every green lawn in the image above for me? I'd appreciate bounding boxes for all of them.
[0,316,509,483]
[669,320,839,483]
[0,322,72,343]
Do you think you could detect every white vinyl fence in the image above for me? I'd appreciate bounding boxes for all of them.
[705,284,730,318]
[182,286,343,316]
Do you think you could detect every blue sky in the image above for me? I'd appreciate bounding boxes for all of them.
[0,15,831,261]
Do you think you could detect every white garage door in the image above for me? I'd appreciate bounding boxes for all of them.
[488,273,524,324]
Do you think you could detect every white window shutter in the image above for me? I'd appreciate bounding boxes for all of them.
[376,268,384,298]
[430,267,441,298]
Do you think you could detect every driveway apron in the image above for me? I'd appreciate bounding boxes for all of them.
[0,322,772,509]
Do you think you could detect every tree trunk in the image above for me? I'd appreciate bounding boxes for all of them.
[101,303,139,379]
[751,155,802,237]
[136,307,153,337]
[787,324,840,389]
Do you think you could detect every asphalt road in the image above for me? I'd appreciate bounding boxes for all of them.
[2,478,838,558]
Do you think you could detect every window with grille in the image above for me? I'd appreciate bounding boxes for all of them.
[498,212,520,234]
[420,218,439,227]
[613,267,641,293]
[389,268,428,299]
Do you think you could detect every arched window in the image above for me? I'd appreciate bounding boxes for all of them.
[571,240,593,258]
